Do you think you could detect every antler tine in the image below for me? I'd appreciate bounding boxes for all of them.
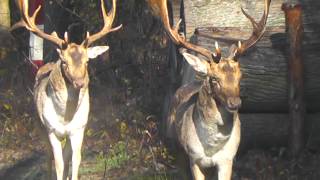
[11,0,66,48]
[155,0,219,62]
[85,0,122,47]
[237,0,271,54]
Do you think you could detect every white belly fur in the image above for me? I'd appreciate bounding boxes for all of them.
[42,89,90,137]
[179,108,241,168]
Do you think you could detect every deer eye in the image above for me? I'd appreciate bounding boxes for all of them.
[210,77,219,83]
[210,77,221,90]
[61,61,67,67]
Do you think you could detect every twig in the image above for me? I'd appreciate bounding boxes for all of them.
[148,145,159,171]
[1,113,10,139]
[21,51,38,70]
[102,158,107,180]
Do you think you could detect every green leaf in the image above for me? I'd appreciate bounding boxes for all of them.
[3,103,12,110]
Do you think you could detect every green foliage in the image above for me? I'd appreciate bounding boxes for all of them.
[101,140,130,169]
[80,141,130,175]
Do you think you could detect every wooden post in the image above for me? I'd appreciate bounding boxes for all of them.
[282,3,305,157]
[0,0,10,28]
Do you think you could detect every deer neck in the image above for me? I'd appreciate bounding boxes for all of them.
[47,60,89,122]
[195,84,234,127]
[193,83,235,156]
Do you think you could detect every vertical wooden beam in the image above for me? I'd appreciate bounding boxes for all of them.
[282,3,305,157]
[0,0,10,28]
[0,0,12,61]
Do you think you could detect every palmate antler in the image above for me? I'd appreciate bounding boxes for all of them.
[150,0,271,61]
[11,0,122,48]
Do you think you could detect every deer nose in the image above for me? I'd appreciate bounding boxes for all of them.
[227,97,242,111]
[73,79,85,89]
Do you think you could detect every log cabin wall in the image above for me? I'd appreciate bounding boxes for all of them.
[183,0,285,37]
[171,0,320,113]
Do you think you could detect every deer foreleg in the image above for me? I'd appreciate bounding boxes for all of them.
[63,138,72,180]
[70,129,84,180]
[217,161,233,180]
[190,161,205,180]
[48,133,64,180]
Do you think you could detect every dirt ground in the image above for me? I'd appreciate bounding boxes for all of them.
[1,123,320,180]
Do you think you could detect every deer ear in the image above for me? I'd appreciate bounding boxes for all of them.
[56,49,63,59]
[88,46,109,59]
[56,48,61,54]
[181,52,209,75]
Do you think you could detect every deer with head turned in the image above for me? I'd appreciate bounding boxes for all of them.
[11,0,122,179]
[148,0,271,179]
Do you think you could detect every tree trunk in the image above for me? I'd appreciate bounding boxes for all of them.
[282,3,305,157]
[0,0,10,29]
[0,0,15,61]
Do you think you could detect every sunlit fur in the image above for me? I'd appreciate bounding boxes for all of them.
[207,58,242,111]
[58,44,89,89]
[168,53,243,180]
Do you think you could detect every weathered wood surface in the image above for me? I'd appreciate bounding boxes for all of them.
[0,0,10,29]
[239,113,320,151]
[182,0,285,38]
[179,0,319,38]
[0,0,13,61]
[283,3,305,156]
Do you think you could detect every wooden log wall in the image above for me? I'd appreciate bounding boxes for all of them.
[239,113,320,151]
[171,0,320,113]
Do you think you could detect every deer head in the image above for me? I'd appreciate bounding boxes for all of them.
[12,0,122,89]
[150,0,271,112]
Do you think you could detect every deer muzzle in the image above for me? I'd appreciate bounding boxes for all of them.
[73,78,85,89]
[226,97,242,112]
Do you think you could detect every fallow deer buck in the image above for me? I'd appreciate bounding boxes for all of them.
[148,0,271,179]
[11,0,122,179]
